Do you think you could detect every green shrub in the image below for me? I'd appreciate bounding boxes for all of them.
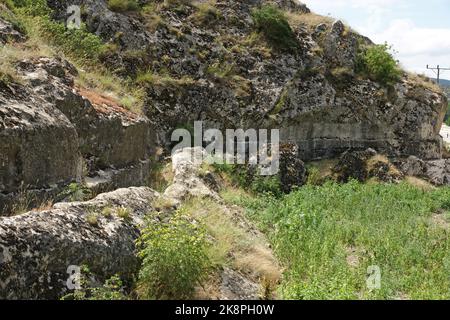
[57,183,92,202]
[252,5,298,52]
[213,163,283,197]
[136,210,211,299]
[12,0,52,16]
[251,175,283,197]
[306,166,322,186]
[356,43,401,86]
[62,266,128,300]
[12,0,104,62]
[107,0,140,13]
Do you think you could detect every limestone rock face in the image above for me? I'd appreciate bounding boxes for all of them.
[0,16,25,44]
[0,74,81,198]
[45,0,447,161]
[164,147,220,202]
[0,56,155,213]
[0,187,159,299]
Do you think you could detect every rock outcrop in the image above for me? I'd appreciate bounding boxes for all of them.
[1,53,155,214]
[0,72,82,211]
[2,0,448,213]
[332,149,403,183]
[397,156,450,186]
[164,147,220,202]
[279,143,307,193]
[0,15,25,45]
[45,0,447,160]
[0,187,159,299]
[0,147,279,300]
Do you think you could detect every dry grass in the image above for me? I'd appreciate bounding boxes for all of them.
[86,212,99,226]
[0,41,53,84]
[153,196,177,212]
[406,72,441,92]
[286,12,334,30]
[32,200,54,212]
[234,245,281,285]
[75,68,145,114]
[405,176,436,192]
[182,197,281,297]
[431,212,450,230]
[366,154,402,177]
[148,162,174,193]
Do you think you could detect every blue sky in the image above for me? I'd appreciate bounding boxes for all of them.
[302,0,450,79]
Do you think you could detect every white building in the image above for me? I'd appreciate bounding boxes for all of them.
[440,123,450,144]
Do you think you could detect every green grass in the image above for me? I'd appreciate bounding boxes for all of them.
[107,0,140,13]
[227,180,450,300]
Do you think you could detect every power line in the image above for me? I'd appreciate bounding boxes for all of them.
[426,65,450,84]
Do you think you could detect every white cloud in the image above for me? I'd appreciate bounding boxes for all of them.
[302,0,450,78]
[370,19,450,76]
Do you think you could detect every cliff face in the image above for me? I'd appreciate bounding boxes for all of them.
[46,0,447,160]
[0,0,448,212]
[0,17,155,213]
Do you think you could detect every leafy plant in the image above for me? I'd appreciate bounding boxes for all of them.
[136,210,211,299]
[356,43,401,86]
[57,183,92,202]
[62,266,128,300]
[12,0,104,62]
[252,5,298,52]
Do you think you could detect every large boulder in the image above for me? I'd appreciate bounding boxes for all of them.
[0,80,82,212]
[423,159,450,186]
[332,149,403,183]
[1,57,155,214]
[164,147,220,202]
[0,187,159,299]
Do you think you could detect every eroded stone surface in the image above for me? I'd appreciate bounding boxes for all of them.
[45,0,447,160]
[0,187,159,299]
[1,57,155,213]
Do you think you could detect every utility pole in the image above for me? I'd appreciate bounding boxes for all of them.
[426,65,450,84]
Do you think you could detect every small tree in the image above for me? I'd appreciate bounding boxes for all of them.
[356,43,401,86]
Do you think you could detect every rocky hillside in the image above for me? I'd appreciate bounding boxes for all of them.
[1,0,448,214]
[1,0,450,300]
[43,0,447,160]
